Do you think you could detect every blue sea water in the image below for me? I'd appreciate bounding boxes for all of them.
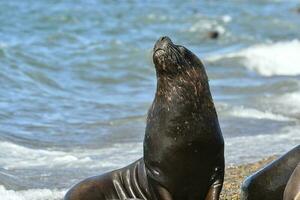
[1,0,300,199]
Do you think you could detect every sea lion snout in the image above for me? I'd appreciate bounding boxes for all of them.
[152,36,184,73]
[153,36,173,51]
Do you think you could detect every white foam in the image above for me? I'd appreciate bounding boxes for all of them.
[226,126,300,165]
[221,15,232,23]
[215,25,226,35]
[273,91,300,116]
[228,106,293,121]
[277,91,300,108]
[189,21,212,33]
[0,185,65,200]
[0,141,142,170]
[188,19,226,34]
[207,40,300,76]
[0,142,92,170]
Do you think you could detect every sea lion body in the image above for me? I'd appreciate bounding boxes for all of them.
[241,145,300,200]
[144,37,224,200]
[284,163,300,200]
[64,159,149,200]
[65,36,224,200]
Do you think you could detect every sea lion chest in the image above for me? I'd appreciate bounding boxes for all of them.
[144,77,224,198]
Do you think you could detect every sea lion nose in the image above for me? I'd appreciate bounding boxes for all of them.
[159,36,172,44]
[160,36,170,42]
[154,36,173,51]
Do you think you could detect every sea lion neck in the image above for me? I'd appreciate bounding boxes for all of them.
[154,66,212,104]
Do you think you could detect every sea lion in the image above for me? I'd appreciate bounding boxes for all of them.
[208,31,219,39]
[241,145,300,200]
[284,163,300,200]
[144,36,224,200]
[64,36,224,200]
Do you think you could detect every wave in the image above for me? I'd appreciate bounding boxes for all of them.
[0,185,65,200]
[185,14,229,37]
[273,91,300,117]
[207,40,300,76]
[189,22,226,35]
[0,141,142,170]
[0,141,92,170]
[228,106,293,121]
[226,125,300,165]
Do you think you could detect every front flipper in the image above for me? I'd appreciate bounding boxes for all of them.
[205,165,224,200]
[204,179,223,200]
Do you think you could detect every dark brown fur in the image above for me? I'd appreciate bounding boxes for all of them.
[64,36,224,200]
[144,36,224,200]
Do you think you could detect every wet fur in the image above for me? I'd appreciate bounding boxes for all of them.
[144,37,224,200]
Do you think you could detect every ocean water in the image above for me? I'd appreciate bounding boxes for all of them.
[1,0,300,199]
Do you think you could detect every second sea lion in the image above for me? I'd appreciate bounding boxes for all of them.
[241,145,300,200]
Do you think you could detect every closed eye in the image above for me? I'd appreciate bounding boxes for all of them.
[177,45,186,55]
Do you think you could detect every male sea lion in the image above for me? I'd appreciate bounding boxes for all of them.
[241,145,300,200]
[64,36,224,200]
[144,36,224,200]
[284,163,300,200]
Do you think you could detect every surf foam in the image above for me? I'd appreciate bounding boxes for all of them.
[226,125,300,165]
[0,141,142,170]
[0,185,65,200]
[228,106,293,121]
[273,90,300,117]
[207,40,300,76]
[188,18,226,35]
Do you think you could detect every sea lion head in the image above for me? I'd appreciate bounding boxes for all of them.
[152,36,207,79]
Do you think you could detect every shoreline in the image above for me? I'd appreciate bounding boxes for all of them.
[221,156,277,199]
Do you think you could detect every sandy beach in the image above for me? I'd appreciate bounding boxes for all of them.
[221,156,277,199]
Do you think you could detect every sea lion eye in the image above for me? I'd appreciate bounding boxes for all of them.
[177,45,186,55]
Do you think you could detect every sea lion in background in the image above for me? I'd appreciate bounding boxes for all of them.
[284,163,300,200]
[64,36,224,200]
[241,145,300,200]
[208,31,219,39]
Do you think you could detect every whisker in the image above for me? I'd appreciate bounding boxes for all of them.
[168,45,182,64]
